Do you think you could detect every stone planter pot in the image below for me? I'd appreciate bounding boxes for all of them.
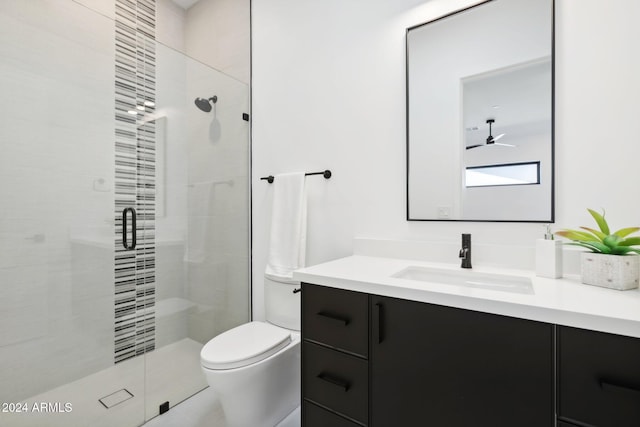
[580,253,640,290]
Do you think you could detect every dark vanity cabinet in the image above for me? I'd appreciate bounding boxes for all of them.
[558,326,640,427]
[370,295,554,427]
[301,283,554,427]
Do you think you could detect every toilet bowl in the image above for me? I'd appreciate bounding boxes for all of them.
[201,277,301,427]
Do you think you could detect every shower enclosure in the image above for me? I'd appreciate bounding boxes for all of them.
[0,1,250,426]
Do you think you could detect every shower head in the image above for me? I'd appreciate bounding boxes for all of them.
[194,96,218,112]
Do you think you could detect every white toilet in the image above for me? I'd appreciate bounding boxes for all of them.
[201,277,301,427]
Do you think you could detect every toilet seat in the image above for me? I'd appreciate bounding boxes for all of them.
[201,321,291,370]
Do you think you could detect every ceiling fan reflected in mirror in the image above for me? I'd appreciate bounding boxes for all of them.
[466,119,515,150]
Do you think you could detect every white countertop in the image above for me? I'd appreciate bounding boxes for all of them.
[293,255,640,339]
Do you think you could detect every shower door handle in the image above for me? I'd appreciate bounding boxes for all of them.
[122,207,137,250]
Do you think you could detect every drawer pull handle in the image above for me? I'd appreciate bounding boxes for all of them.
[317,311,350,326]
[600,380,640,395]
[374,302,384,344]
[317,372,350,391]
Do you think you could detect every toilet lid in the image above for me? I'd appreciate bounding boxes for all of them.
[201,322,291,370]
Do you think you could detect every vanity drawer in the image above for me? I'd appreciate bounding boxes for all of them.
[558,326,640,427]
[303,401,362,427]
[303,341,368,425]
[302,283,368,357]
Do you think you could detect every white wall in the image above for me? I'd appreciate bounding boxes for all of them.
[251,0,640,320]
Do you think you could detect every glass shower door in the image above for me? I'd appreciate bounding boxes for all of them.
[0,1,146,426]
[145,42,251,419]
[0,1,251,426]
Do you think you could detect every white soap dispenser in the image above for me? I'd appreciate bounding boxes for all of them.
[536,225,563,279]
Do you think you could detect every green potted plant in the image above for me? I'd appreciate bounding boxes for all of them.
[555,209,640,290]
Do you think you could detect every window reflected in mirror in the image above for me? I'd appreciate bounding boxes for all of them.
[465,161,540,188]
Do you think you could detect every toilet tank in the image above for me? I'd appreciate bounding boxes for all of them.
[264,276,301,331]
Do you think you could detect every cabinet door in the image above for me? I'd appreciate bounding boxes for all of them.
[370,295,553,427]
[558,326,640,427]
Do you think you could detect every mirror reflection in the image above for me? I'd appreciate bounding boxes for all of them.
[406,0,554,221]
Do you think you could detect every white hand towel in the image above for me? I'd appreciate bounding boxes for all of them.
[265,172,307,282]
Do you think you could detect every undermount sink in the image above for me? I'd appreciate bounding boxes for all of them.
[392,266,534,294]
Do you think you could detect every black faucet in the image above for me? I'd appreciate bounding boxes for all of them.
[459,233,472,269]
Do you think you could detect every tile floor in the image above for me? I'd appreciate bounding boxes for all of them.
[1,338,206,427]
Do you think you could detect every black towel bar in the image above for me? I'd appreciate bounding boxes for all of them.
[260,170,331,184]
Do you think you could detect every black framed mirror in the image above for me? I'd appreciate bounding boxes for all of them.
[406,0,554,222]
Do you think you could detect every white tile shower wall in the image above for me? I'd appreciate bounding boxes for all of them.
[156,42,189,235]
[185,58,250,342]
[157,0,249,342]
[145,0,252,347]
[73,0,115,20]
[141,4,251,351]
[157,0,186,53]
[185,0,251,84]
[251,0,640,320]
[155,43,190,344]
[155,0,250,85]
[155,242,189,348]
[0,0,115,401]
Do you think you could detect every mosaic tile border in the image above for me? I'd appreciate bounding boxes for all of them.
[114,0,156,364]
